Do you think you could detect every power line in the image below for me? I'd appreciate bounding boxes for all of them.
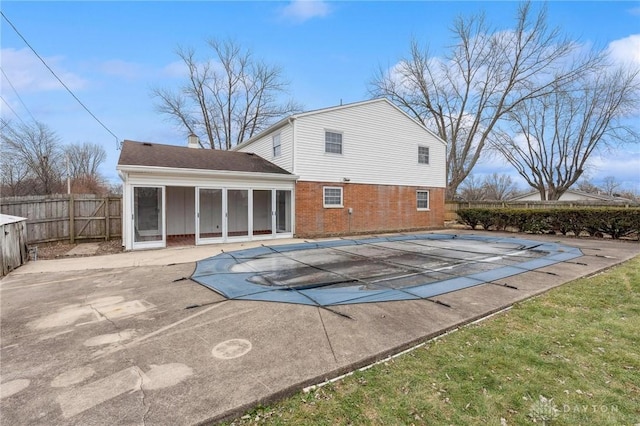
[0,66,38,122]
[0,95,28,126]
[0,11,121,148]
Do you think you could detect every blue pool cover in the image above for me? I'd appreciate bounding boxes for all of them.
[191,234,583,306]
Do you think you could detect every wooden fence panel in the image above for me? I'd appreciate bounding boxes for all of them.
[0,195,122,245]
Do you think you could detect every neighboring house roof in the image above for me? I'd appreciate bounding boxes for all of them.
[117,140,292,175]
[510,189,634,202]
[233,98,447,151]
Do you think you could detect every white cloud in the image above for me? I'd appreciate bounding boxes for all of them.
[280,0,331,24]
[588,150,640,191]
[160,60,189,78]
[0,47,87,93]
[628,6,640,16]
[607,34,640,66]
[98,59,142,80]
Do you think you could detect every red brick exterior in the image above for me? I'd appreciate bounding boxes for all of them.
[295,181,445,238]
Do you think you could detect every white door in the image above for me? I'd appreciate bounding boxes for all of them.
[132,186,165,249]
[196,188,225,245]
[275,190,292,234]
[226,189,249,240]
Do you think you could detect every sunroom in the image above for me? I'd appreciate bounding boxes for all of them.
[117,140,297,250]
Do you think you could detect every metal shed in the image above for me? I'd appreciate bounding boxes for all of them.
[1,214,29,276]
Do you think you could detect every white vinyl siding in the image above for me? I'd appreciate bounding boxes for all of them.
[418,145,429,164]
[325,131,343,154]
[417,190,429,210]
[293,100,446,187]
[235,125,294,173]
[272,134,281,157]
[323,187,343,208]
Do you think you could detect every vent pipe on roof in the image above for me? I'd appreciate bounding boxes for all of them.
[187,133,200,149]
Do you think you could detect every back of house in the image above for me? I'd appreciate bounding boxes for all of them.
[235,98,447,237]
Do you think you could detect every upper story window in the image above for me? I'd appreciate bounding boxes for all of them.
[325,131,343,154]
[272,134,281,157]
[417,190,430,210]
[323,187,343,208]
[418,146,429,164]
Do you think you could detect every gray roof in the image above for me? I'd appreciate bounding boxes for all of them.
[117,140,291,175]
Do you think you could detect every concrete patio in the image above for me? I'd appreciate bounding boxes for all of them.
[1,230,637,425]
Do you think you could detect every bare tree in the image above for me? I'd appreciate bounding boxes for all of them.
[0,124,30,196]
[1,122,110,196]
[153,38,301,149]
[493,67,640,200]
[1,120,64,195]
[457,174,486,201]
[64,142,107,179]
[483,173,520,200]
[575,178,599,194]
[370,2,597,198]
[600,176,621,197]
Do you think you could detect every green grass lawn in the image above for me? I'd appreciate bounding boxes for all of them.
[229,256,640,425]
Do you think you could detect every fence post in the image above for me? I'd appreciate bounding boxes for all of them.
[69,194,75,244]
[105,197,110,241]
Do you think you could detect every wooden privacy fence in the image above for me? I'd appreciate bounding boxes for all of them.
[445,200,638,222]
[0,194,122,245]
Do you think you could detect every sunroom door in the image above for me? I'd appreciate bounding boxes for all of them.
[133,186,165,249]
[275,190,292,235]
[226,189,249,240]
[196,188,225,244]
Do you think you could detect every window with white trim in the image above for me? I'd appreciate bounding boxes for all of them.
[417,190,430,210]
[272,134,281,157]
[325,131,343,154]
[323,187,343,208]
[418,146,429,164]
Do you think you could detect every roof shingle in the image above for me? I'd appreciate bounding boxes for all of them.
[117,140,291,175]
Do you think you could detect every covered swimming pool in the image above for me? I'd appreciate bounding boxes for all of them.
[191,233,583,306]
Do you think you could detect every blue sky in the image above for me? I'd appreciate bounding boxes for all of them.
[1,1,639,192]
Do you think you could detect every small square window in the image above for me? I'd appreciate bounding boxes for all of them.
[417,190,430,210]
[325,131,343,154]
[323,187,343,208]
[273,134,281,157]
[418,146,429,164]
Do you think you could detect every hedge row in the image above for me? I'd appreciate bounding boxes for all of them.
[457,207,640,240]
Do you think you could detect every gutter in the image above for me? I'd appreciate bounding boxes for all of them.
[115,165,299,181]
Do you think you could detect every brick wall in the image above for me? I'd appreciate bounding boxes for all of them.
[295,181,445,237]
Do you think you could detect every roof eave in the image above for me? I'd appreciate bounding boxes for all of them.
[116,164,299,181]
[232,117,293,151]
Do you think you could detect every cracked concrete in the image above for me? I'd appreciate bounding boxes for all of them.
[1,231,638,425]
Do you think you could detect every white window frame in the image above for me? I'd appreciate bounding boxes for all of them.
[417,190,430,210]
[323,186,343,208]
[418,145,429,165]
[325,130,343,154]
[272,133,281,157]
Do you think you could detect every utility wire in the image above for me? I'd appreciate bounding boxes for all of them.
[0,95,28,126]
[0,11,121,148]
[0,66,37,122]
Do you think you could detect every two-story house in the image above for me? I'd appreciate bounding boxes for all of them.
[234,98,447,238]
[117,98,446,250]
